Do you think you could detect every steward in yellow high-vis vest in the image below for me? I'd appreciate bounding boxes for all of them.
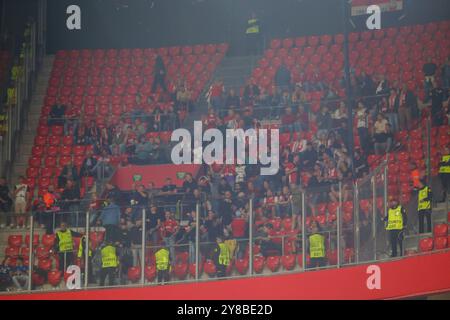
[417,181,432,234]
[99,242,118,287]
[439,149,449,202]
[308,222,326,268]
[384,199,407,257]
[55,222,82,273]
[155,247,171,283]
[213,237,230,278]
[245,12,262,55]
[77,235,94,283]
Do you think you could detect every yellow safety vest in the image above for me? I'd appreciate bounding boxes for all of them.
[439,155,450,174]
[218,243,230,266]
[57,230,73,253]
[246,19,260,34]
[7,88,16,105]
[155,248,170,271]
[386,206,404,230]
[77,236,92,258]
[309,234,325,258]
[418,186,431,211]
[101,245,118,268]
[11,66,22,81]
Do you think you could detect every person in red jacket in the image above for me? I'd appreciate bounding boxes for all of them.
[160,211,179,264]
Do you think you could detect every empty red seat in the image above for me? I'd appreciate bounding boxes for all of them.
[48,270,62,287]
[434,236,448,250]
[127,266,141,283]
[344,248,354,263]
[38,258,52,271]
[73,145,86,156]
[327,250,337,265]
[51,126,64,136]
[419,238,434,252]
[234,258,249,275]
[44,156,57,167]
[281,254,296,270]
[188,263,203,278]
[253,256,265,274]
[204,260,216,277]
[41,234,56,248]
[144,265,156,282]
[8,235,23,247]
[173,263,188,280]
[5,246,20,258]
[32,272,45,286]
[48,135,61,146]
[35,245,50,259]
[434,223,448,237]
[266,256,281,272]
[296,254,310,268]
[29,156,42,168]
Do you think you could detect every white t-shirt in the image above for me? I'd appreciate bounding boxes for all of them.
[15,183,28,201]
[356,108,367,128]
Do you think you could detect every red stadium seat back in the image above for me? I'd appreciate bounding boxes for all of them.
[419,238,434,252]
[282,218,293,231]
[188,263,203,278]
[434,236,448,250]
[327,250,337,266]
[253,256,265,274]
[8,235,23,248]
[42,234,56,248]
[48,270,62,287]
[266,256,280,272]
[433,223,448,237]
[144,265,156,282]
[296,254,311,269]
[32,272,46,286]
[5,246,20,258]
[36,245,50,259]
[173,263,188,280]
[203,260,216,277]
[281,254,296,270]
[175,252,189,264]
[344,248,354,264]
[235,258,249,275]
[38,258,52,271]
[127,266,141,283]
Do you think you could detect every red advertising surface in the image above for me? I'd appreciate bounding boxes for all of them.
[351,0,403,16]
[2,251,450,300]
[110,164,202,190]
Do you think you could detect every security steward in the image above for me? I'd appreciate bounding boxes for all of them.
[54,222,82,272]
[384,198,407,257]
[77,234,94,283]
[213,237,230,278]
[308,221,326,268]
[439,147,449,201]
[417,180,433,233]
[99,241,119,286]
[246,12,261,55]
[155,246,171,284]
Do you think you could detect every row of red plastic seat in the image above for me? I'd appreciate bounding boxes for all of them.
[268,21,449,50]
[55,43,229,60]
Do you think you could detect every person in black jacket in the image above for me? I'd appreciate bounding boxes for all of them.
[152,55,167,93]
[58,161,79,189]
[60,180,81,226]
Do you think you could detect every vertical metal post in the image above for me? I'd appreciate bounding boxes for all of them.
[383,166,388,220]
[140,208,146,285]
[195,202,200,280]
[372,176,377,261]
[27,214,34,291]
[354,181,360,263]
[249,198,253,275]
[426,115,431,186]
[84,210,90,288]
[301,192,306,270]
[337,182,342,267]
